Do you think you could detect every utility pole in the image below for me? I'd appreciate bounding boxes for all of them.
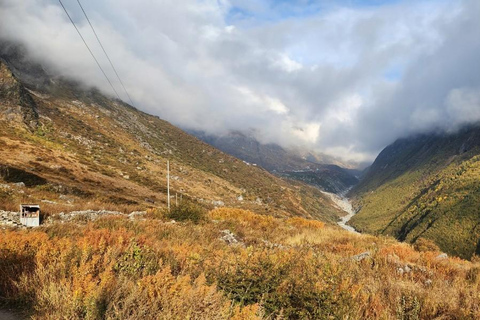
[167,160,170,212]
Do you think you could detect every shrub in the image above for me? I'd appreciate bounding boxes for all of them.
[165,201,206,224]
[413,237,440,252]
[114,241,159,278]
[396,294,421,320]
[213,249,353,319]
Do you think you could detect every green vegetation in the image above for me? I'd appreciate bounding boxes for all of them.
[165,200,207,223]
[351,129,480,259]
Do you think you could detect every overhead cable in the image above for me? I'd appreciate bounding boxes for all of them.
[58,0,121,101]
[75,0,135,107]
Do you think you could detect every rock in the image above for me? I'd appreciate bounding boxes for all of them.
[351,251,371,262]
[212,200,225,207]
[404,265,412,273]
[52,210,123,223]
[128,211,146,220]
[262,240,287,250]
[220,229,244,247]
[237,195,244,201]
[0,210,24,229]
[425,279,433,286]
[41,199,57,204]
[14,182,25,187]
[435,253,448,260]
[59,194,74,203]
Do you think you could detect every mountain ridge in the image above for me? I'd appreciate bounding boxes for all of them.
[350,125,480,259]
[191,130,360,193]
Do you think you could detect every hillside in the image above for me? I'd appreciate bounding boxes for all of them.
[192,131,360,193]
[2,43,480,320]
[0,42,343,223]
[2,208,480,319]
[349,126,480,259]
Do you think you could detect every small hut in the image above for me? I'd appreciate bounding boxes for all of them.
[20,204,40,227]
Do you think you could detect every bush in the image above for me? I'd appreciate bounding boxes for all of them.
[413,238,440,252]
[165,200,206,224]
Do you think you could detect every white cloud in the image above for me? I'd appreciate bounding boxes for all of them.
[292,122,321,144]
[446,87,480,127]
[273,54,303,73]
[0,0,478,163]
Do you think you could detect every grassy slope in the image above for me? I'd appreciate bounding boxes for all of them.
[350,129,480,259]
[2,208,480,319]
[0,56,342,223]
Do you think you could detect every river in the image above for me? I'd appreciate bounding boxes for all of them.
[321,190,359,234]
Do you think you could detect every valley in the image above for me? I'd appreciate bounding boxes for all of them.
[192,130,361,194]
[349,127,480,259]
[1,35,480,319]
[321,190,359,234]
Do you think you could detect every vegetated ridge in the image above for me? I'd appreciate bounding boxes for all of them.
[350,126,480,259]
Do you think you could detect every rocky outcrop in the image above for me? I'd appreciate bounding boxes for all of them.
[0,210,24,229]
[0,60,38,129]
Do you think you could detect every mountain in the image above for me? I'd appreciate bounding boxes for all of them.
[191,130,360,193]
[2,44,480,320]
[349,126,480,259]
[0,42,343,223]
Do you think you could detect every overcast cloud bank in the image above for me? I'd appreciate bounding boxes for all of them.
[1,0,479,162]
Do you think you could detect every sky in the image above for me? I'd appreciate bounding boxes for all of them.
[1,0,479,163]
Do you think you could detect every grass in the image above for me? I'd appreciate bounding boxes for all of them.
[351,129,480,259]
[1,208,480,319]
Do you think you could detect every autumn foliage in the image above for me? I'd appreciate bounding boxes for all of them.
[1,208,479,319]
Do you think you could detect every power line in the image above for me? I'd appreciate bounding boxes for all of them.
[75,0,135,107]
[58,0,121,101]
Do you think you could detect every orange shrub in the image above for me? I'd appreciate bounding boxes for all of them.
[286,216,324,229]
[378,243,420,263]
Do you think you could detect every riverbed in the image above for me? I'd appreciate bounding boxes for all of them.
[321,190,359,234]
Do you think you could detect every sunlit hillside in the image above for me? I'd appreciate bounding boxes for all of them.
[0,45,342,224]
[350,129,480,259]
[1,207,479,319]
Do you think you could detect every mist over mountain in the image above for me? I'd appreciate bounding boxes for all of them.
[1,0,479,163]
[191,130,361,193]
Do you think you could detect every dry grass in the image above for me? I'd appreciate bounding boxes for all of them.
[1,208,479,319]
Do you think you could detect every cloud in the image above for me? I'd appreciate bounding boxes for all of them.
[0,0,478,163]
